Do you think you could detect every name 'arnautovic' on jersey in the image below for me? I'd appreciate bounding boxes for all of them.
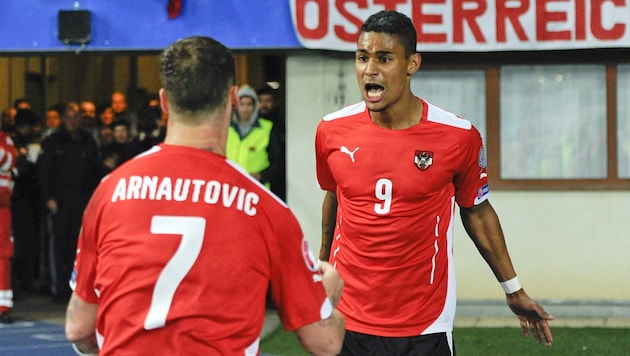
[315,98,489,337]
[72,144,331,355]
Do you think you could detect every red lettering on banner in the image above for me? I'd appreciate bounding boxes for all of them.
[537,0,571,41]
[296,0,329,40]
[373,0,408,11]
[291,0,630,50]
[592,0,625,40]
[453,0,487,43]
[335,0,367,42]
[496,0,529,42]
[413,0,447,42]
[575,0,586,39]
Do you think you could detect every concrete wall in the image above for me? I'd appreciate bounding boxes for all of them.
[285,53,630,302]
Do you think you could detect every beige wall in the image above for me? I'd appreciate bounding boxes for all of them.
[286,53,630,302]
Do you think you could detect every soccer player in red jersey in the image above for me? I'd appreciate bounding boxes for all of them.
[65,36,345,356]
[316,11,553,355]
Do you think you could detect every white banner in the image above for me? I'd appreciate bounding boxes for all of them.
[289,0,630,52]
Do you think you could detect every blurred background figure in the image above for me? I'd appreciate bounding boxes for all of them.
[0,115,18,323]
[227,85,285,200]
[100,119,144,173]
[257,84,286,201]
[110,91,137,136]
[1,107,17,136]
[13,98,31,111]
[79,100,100,144]
[42,105,62,138]
[98,106,114,126]
[10,109,44,297]
[38,105,101,302]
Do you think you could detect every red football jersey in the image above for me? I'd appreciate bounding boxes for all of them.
[72,144,331,355]
[315,99,489,337]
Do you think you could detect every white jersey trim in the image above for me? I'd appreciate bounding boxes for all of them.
[422,196,458,335]
[322,100,473,132]
[425,101,472,130]
[323,102,366,121]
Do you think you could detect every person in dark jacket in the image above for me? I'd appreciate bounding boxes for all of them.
[38,104,102,302]
[11,109,44,295]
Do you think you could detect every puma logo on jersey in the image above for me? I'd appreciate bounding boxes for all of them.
[340,146,359,163]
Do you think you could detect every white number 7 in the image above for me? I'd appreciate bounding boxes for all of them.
[144,216,206,330]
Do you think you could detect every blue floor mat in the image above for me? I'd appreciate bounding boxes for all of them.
[0,320,74,355]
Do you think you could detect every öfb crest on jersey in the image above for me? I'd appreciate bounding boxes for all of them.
[414,150,433,171]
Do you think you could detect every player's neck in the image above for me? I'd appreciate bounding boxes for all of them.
[164,120,227,155]
[370,95,423,130]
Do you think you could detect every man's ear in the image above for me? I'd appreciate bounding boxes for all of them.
[230,86,239,111]
[407,53,422,76]
[159,88,169,114]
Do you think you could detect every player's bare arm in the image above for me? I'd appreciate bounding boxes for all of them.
[295,309,345,356]
[65,292,99,354]
[293,258,345,355]
[460,200,554,346]
[320,190,338,261]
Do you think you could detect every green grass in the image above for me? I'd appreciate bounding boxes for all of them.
[260,327,630,355]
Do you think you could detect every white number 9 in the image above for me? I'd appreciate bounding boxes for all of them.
[374,178,392,215]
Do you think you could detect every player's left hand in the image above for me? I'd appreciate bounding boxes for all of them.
[506,289,554,346]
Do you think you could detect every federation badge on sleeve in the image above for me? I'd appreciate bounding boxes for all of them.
[414,150,433,171]
[478,147,487,168]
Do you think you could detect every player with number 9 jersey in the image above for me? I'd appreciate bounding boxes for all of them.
[72,143,332,355]
[315,99,489,337]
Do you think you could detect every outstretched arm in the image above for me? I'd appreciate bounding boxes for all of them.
[294,261,345,355]
[66,292,99,354]
[319,190,338,262]
[460,200,554,346]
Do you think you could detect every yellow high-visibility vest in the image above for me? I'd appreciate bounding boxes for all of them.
[226,118,273,189]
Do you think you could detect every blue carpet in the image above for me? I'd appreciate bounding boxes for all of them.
[0,320,73,355]
[0,319,279,355]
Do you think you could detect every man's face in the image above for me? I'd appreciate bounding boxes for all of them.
[113,125,129,143]
[111,94,127,114]
[355,31,418,112]
[80,102,96,118]
[46,110,60,128]
[63,110,81,132]
[237,96,255,120]
[100,107,114,125]
[258,94,275,117]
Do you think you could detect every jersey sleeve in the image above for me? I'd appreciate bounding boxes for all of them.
[453,125,489,208]
[70,184,103,304]
[315,121,336,192]
[268,209,332,331]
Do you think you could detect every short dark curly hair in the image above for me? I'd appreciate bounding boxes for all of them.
[159,36,235,114]
[361,11,418,57]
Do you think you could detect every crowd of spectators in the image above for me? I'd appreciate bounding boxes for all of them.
[0,84,284,306]
[0,92,167,302]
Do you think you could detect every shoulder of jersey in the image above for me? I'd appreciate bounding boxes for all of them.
[425,101,472,130]
[323,101,366,122]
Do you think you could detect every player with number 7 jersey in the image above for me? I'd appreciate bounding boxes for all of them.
[71,144,335,354]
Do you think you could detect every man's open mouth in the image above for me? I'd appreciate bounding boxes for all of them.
[365,83,384,98]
